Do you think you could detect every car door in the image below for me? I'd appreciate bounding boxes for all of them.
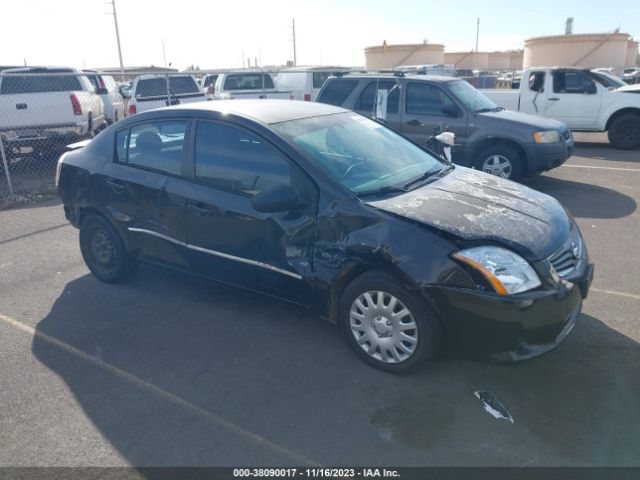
[182,120,317,306]
[543,70,602,129]
[401,81,468,159]
[352,79,402,131]
[104,119,192,269]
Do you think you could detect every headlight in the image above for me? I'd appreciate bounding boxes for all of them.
[534,130,561,144]
[452,246,542,295]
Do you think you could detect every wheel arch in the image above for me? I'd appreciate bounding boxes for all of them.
[605,108,640,131]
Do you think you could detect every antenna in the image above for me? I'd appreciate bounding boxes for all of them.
[291,19,297,67]
[162,38,172,106]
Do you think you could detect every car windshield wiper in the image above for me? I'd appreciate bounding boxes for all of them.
[356,185,407,197]
[401,165,451,190]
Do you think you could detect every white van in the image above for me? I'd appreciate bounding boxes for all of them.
[275,67,350,101]
[84,70,125,124]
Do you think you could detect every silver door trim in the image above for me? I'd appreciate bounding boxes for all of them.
[127,227,303,280]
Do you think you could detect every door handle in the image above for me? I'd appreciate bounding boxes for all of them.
[188,203,210,217]
[548,97,560,101]
[406,119,424,126]
[105,178,125,193]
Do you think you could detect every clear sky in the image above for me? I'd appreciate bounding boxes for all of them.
[2,0,639,70]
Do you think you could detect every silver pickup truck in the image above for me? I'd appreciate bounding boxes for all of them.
[213,72,292,100]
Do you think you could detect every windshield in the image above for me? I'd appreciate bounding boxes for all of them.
[447,79,498,112]
[272,112,445,194]
[590,72,625,89]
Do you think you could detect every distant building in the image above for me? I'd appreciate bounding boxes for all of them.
[94,65,179,81]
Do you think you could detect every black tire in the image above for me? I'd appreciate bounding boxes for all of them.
[79,214,137,283]
[607,114,640,150]
[339,270,442,373]
[475,144,524,181]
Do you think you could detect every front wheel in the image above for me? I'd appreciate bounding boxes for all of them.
[79,214,137,283]
[475,145,524,181]
[340,271,442,373]
[608,114,640,150]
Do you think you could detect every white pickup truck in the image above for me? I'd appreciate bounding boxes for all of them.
[127,74,205,115]
[213,72,292,100]
[0,67,105,159]
[482,68,640,149]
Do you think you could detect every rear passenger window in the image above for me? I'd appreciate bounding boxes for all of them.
[194,122,290,196]
[317,80,358,106]
[355,80,400,114]
[119,120,188,175]
[528,72,545,92]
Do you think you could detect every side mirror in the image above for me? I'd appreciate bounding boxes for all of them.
[251,184,300,213]
[442,104,460,117]
[96,87,108,95]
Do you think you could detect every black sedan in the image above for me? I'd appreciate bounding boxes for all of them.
[56,100,594,372]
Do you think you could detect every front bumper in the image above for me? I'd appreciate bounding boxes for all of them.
[430,262,594,362]
[524,137,574,174]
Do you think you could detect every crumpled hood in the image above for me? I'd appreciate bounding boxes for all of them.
[366,167,570,260]
[479,109,567,131]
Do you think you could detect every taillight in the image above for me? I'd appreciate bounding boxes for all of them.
[70,94,82,115]
[304,94,311,101]
[128,104,137,115]
[98,77,106,89]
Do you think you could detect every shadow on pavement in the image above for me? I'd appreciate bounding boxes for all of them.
[524,175,637,219]
[32,267,640,467]
[572,143,640,165]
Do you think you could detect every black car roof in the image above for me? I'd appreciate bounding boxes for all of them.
[161,99,347,124]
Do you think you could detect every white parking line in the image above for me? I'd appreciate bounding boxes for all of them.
[590,287,640,301]
[0,313,319,466]
[562,164,640,172]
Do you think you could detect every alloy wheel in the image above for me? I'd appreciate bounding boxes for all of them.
[481,154,513,178]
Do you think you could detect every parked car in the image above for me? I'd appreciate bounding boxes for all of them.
[316,73,573,181]
[0,66,105,159]
[275,67,350,101]
[622,67,640,85]
[56,100,593,372]
[127,74,205,115]
[213,71,292,100]
[482,67,640,149]
[84,70,125,124]
[200,73,219,100]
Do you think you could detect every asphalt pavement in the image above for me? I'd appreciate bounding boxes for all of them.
[0,134,638,467]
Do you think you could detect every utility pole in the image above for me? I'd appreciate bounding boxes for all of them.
[292,18,297,66]
[475,18,480,52]
[107,0,125,80]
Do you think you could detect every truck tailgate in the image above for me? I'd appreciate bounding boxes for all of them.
[0,92,76,130]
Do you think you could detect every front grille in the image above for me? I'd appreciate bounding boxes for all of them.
[549,227,583,277]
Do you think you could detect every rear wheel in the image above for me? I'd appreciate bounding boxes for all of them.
[476,145,524,181]
[79,214,137,283]
[340,271,442,373]
[608,114,640,150]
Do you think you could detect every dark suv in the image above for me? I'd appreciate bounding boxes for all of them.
[317,73,574,181]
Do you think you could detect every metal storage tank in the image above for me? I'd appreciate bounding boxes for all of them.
[487,51,511,70]
[523,33,635,70]
[364,43,445,69]
[443,52,489,71]
[626,40,639,67]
